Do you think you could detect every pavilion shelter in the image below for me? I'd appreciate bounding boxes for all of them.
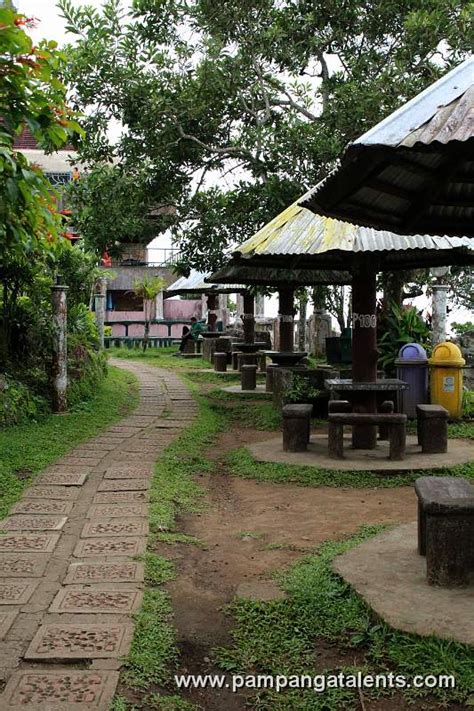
[299,56,474,238]
[212,199,473,447]
[165,270,249,336]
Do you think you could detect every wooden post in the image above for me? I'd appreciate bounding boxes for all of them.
[278,287,295,352]
[207,293,218,330]
[351,266,378,448]
[51,283,68,413]
[242,291,255,343]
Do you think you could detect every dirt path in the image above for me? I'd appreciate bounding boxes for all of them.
[0,360,197,710]
[160,424,418,711]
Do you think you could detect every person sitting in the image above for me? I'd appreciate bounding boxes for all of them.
[176,317,206,354]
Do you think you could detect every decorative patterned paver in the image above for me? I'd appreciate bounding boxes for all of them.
[81,518,148,538]
[11,500,73,515]
[97,478,150,492]
[23,486,80,500]
[36,472,88,487]
[93,490,149,504]
[64,561,144,584]
[0,533,60,553]
[0,515,68,531]
[49,587,143,614]
[0,610,18,639]
[73,537,146,558]
[0,554,49,578]
[0,360,196,707]
[1,670,119,710]
[103,465,153,479]
[87,503,147,519]
[0,579,39,605]
[25,623,134,659]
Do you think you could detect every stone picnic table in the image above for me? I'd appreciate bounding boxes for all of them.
[325,378,409,449]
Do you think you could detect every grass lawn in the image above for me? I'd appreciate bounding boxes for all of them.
[0,365,138,519]
[108,345,209,370]
[216,526,474,710]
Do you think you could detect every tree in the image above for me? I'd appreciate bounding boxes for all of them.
[60,0,471,273]
[0,6,82,364]
[132,276,165,350]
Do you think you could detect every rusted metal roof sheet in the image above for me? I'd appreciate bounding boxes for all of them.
[165,270,245,295]
[354,57,474,148]
[235,201,474,257]
[300,57,474,237]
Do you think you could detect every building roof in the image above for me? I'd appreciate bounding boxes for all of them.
[14,126,75,152]
[165,270,247,296]
[231,200,474,272]
[300,57,474,237]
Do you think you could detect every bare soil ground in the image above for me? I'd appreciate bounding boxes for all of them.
[154,409,423,711]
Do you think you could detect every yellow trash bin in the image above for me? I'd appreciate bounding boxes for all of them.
[428,342,465,419]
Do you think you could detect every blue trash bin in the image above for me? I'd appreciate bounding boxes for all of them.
[395,343,429,418]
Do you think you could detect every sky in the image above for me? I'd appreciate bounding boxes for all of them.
[16,0,472,328]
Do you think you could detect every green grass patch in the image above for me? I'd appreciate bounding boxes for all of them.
[227,447,474,489]
[216,526,474,709]
[0,367,138,519]
[121,371,223,705]
[108,345,209,370]
[206,391,282,431]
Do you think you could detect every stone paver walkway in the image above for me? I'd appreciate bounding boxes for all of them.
[0,360,197,710]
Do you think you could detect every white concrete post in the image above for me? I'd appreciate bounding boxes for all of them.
[432,284,449,345]
[94,277,107,349]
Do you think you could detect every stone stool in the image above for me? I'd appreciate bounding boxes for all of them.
[232,351,241,370]
[241,364,258,390]
[238,353,259,371]
[328,400,351,414]
[282,404,313,452]
[378,400,394,440]
[213,352,227,372]
[265,364,278,393]
[416,404,449,453]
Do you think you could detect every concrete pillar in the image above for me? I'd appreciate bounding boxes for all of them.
[236,294,244,321]
[255,294,265,317]
[243,292,255,343]
[51,283,68,413]
[351,266,378,448]
[94,277,107,349]
[432,284,449,346]
[207,293,218,330]
[278,287,295,352]
[155,289,164,319]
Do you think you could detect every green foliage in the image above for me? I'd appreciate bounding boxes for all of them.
[216,528,474,709]
[61,0,470,270]
[67,336,107,409]
[285,375,320,404]
[452,321,474,336]
[378,302,431,375]
[0,375,47,427]
[0,366,138,519]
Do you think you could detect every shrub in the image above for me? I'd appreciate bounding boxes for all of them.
[0,375,47,427]
[378,302,431,376]
[67,334,107,408]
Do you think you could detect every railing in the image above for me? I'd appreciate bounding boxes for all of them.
[113,248,181,268]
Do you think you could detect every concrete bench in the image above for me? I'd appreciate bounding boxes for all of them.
[416,404,448,453]
[282,404,313,452]
[415,476,474,587]
[328,412,407,460]
[241,364,258,390]
[213,352,228,372]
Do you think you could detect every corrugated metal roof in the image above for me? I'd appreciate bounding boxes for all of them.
[235,202,474,257]
[165,270,245,295]
[299,57,474,237]
[355,57,474,148]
